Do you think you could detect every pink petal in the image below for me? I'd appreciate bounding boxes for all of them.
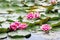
[41,24,52,31]
[34,12,40,18]
[26,12,34,19]
[18,23,28,30]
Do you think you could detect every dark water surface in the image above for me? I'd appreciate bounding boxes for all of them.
[25,33,47,40]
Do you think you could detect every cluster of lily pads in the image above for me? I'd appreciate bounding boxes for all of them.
[0,0,60,39]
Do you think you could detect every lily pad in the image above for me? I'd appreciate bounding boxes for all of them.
[8,30,31,38]
[0,33,7,39]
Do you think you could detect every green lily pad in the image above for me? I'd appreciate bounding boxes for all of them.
[0,28,8,33]
[8,30,31,38]
[47,20,60,27]
[0,33,7,38]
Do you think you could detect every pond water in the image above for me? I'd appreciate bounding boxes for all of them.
[25,33,47,40]
[25,32,60,40]
[2,32,60,40]
[1,33,47,40]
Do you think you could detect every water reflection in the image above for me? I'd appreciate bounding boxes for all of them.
[25,32,60,40]
[25,33,47,40]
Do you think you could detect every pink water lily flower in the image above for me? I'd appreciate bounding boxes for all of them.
[10,21,21,31]
[10,23,17,31]
[18,23,28,30]
[40,24,52,31]
[26,12,40,19]
[26,12,34,19]
[34,12,40,18]
[51,0,57,5]
[14,21,21,28]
